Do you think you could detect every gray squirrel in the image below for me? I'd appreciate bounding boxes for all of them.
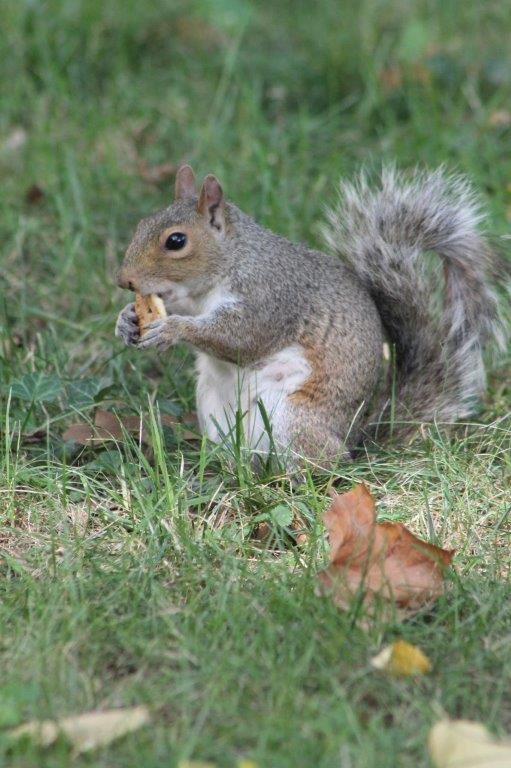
[116,164,507,468]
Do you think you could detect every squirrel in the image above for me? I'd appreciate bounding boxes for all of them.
[115,164,507,469]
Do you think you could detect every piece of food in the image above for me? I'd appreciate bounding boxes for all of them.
[135,293,167,336]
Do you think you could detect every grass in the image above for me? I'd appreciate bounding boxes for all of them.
[0,0,510,766]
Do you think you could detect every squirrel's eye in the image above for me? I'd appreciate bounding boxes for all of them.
[165,232,187,251]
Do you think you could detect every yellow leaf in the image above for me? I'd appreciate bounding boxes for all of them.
[238,761,259,768]
[371,640,431,675]
[429,719,511,768]
[9,706,150,754]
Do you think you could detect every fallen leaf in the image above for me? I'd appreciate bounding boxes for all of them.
[429,719,511,767]
[63,410,199,446]
[25,184,45,204]
[63,410,146,445]
[9,706,150,754]
[62,423,97,444]
[371,639,431,675]
[94,409,144,439]
[317,484,454,618]
[181,410,199,427]
[254,521,270,541]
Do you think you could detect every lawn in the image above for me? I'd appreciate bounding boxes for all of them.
[0,1,510,766]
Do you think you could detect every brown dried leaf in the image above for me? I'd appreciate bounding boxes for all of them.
[62,410,197,445]
[63,411,146,445]
[25,184,45,204]
[94,409,145,440]
[62,423,96,444]
[254,522,271,541]
[318,484,454,617]
[182,411,199,426]
[160,413,179,428]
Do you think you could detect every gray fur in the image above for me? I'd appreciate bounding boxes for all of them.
[117,166,508,465]
[322,166,507,430]
[115,302,139,345]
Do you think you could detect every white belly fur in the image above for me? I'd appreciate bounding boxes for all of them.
[196,345,311,454]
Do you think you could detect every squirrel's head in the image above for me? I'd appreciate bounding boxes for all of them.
[117,165,228,296]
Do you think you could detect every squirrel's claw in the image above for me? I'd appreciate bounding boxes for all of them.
[136,318,174,351]
[116,303,139,346]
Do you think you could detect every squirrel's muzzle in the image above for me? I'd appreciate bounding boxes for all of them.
[117,268,137,291]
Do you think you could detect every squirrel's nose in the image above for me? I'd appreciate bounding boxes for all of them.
[117,269,136,291]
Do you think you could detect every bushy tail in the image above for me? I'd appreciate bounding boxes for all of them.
[323,166,508,433]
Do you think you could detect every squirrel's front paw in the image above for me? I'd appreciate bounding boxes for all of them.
[136,317,180,352]
[115,303,140,346]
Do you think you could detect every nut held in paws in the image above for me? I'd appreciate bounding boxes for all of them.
[134,294,167,336]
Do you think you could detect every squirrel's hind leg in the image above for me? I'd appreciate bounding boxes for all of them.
[280,405,353,473]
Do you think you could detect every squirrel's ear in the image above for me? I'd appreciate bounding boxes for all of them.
[198,174,225,233]
[174,165,196,200]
